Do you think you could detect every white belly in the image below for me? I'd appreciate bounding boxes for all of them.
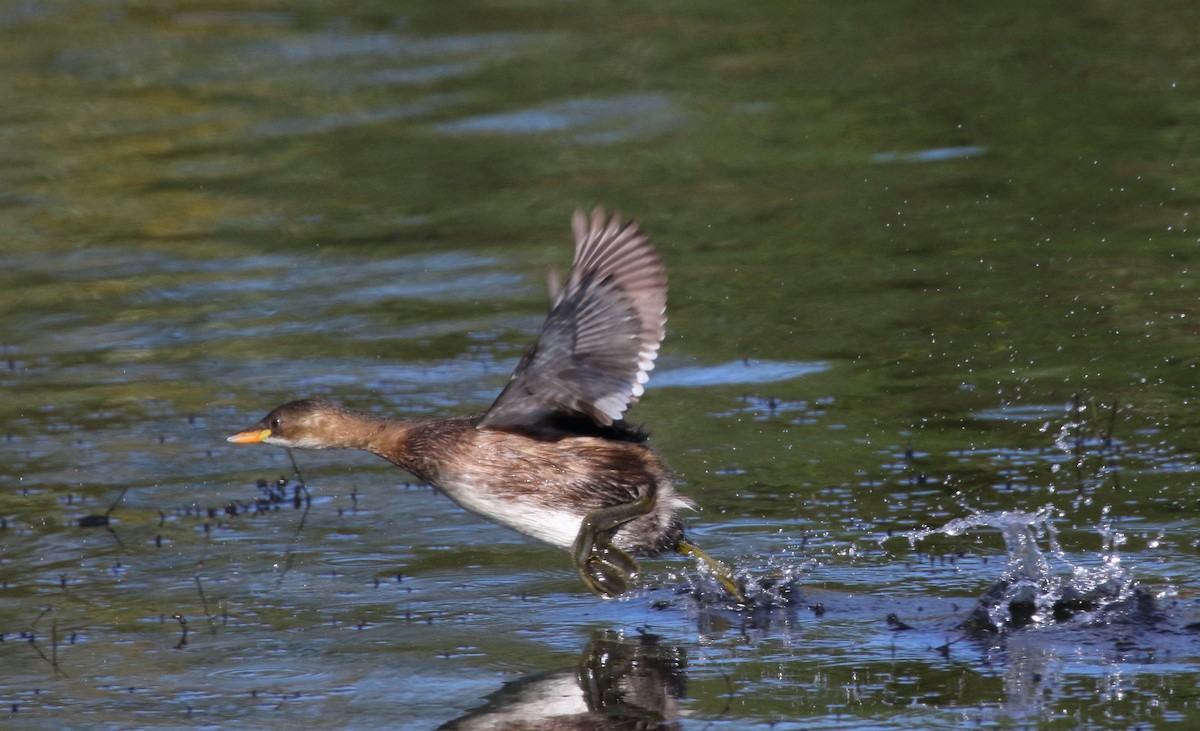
[434,476,583,550]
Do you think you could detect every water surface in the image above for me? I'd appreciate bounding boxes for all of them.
[3,2,1200,728]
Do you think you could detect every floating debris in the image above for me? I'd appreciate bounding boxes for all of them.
[209,476,311,520]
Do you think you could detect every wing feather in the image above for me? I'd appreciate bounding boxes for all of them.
[480,208,667,430]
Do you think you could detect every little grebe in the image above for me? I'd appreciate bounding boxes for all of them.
[229,208,742,601]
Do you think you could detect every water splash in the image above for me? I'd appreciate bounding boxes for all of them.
[728,554,810,609]
[656,550,810,612]
[900,505,1146,632]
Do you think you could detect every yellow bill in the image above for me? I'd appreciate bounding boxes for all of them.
[227,428,272,444]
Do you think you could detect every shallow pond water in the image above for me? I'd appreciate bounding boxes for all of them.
[4,2,1200,729]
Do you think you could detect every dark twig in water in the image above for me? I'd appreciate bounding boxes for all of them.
[269,476,314,588]
[266,453,313,585]
[78,486,129,549]
[1065,394,1125,495]
[107,486,129,515]
[217,477,303,518]
[1105,401,1123,491]
[286,448,306,488]
[714,660,736,721]
[173,614,189,650]
[185,473,314,589]
[286,447,315,530]
[193,573,217,636]
[28,607,68,678]
[292,480,312,532]
[191,521,221,637]
[1104,400,1118,451]
[1070,392,1085,491]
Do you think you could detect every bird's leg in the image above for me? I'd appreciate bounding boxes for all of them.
[678,540,747,604]
[573,490,656,598]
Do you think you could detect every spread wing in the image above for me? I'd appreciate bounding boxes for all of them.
[479,208,667,430]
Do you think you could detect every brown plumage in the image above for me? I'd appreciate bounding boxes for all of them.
[229,208,741,600]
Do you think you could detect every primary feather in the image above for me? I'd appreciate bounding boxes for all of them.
[480,208,667,431]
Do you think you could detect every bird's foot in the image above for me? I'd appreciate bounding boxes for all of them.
[678,540,747,605]
[573,496,654,598]
[577,536,641,598]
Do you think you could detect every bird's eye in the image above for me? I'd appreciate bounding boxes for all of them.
[270,418,281,430]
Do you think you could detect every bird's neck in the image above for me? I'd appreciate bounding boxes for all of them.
[317,407,419,455]
[321,407,474,483]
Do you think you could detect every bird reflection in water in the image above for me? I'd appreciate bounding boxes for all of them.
[440,630,686,730]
